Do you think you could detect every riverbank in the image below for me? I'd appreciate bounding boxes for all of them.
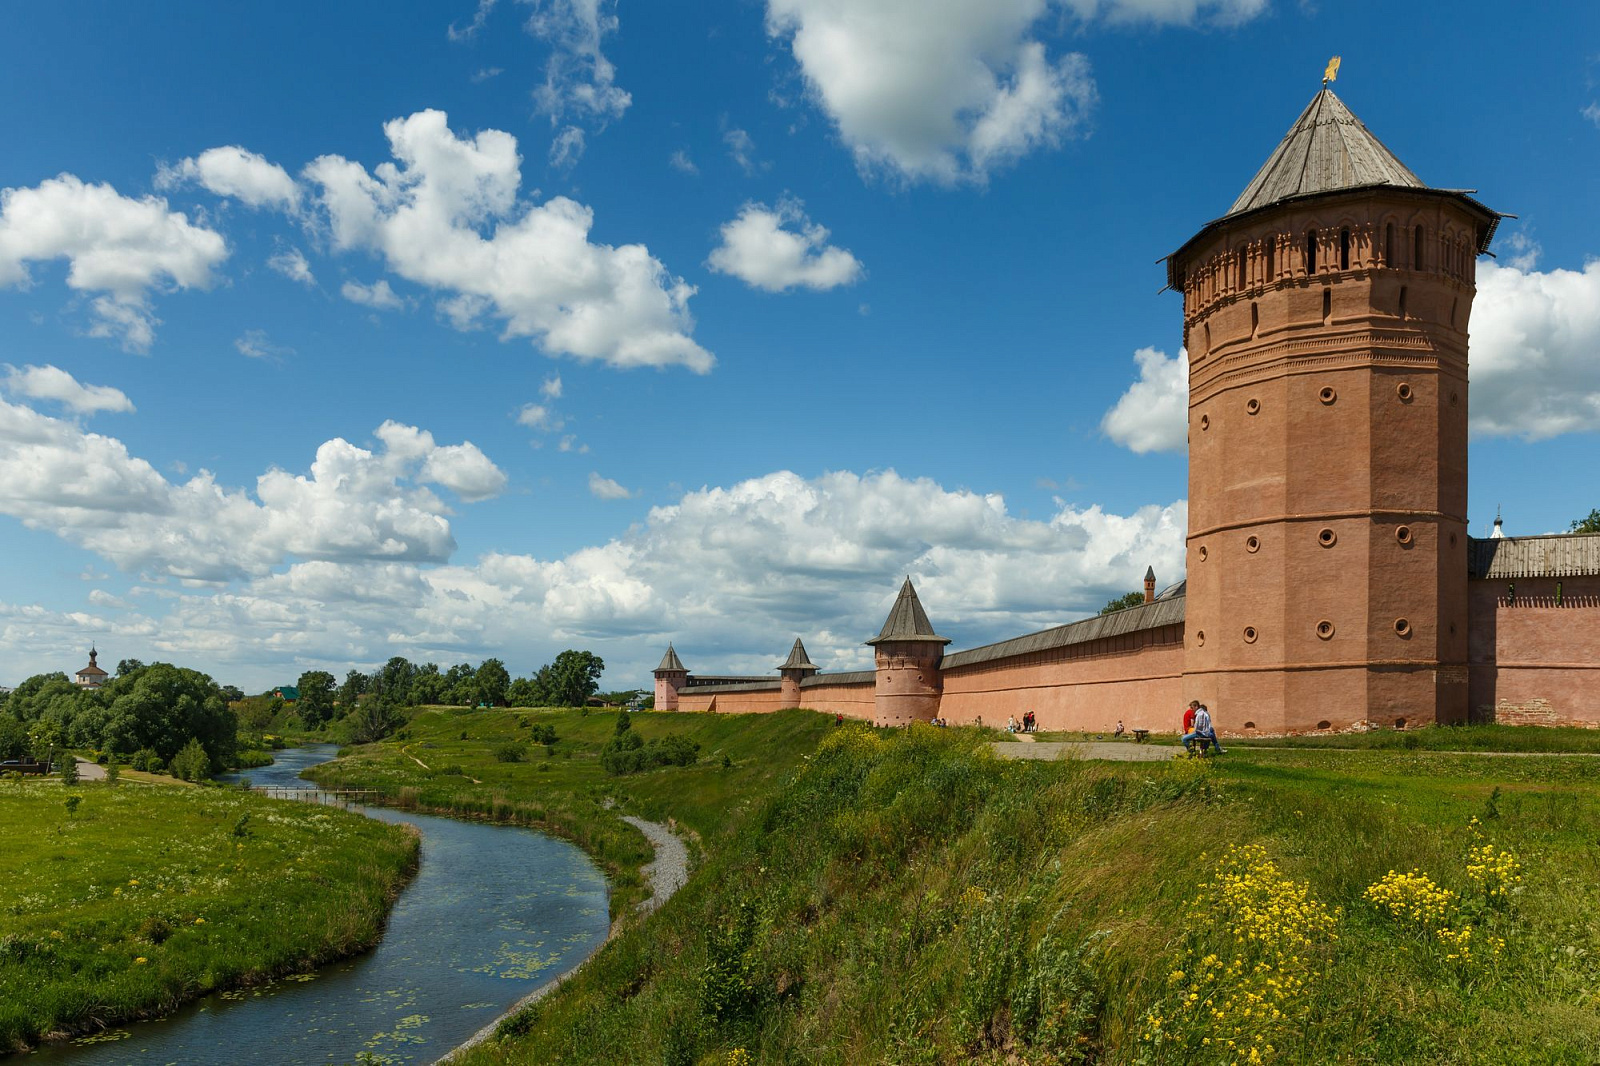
[305,707,832,920]
[0,779,417,1052]
[439,720,1600,1064]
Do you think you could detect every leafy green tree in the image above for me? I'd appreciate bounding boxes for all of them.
[1099,591,1147,615]
[219,685,245,703]
[105,756,121,785]
[4,673,72,720]
[116,659,145,678]
[507,676,546,707]
[442,663,476,706]
[377,657,416,705]
[1572,509,1600,534]
[338,669,370,709]
[169,738,211,781]
[410,663,446,705]
[474,658,511,708]
[348,698,406,744]
[0,716,27,760]
[296,670,338,728]
[542,650,605,708]
[58,752,79,786]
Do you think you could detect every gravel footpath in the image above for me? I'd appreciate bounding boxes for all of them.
[622,815,689,913]
[437,815,687,1063]
[993,741,1179,762]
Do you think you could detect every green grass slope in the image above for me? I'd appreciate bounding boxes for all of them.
[0,780,417,1050]
[459,726,1600,1064]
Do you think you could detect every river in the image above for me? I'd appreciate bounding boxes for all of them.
[31,745,610,1065]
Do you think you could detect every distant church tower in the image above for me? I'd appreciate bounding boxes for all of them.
[1167,85,1500,729]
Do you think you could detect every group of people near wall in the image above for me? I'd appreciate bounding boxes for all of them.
[1180,700,1224,753]
[1005,712,1039,734]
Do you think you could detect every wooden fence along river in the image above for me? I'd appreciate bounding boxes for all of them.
[252,786,379,805]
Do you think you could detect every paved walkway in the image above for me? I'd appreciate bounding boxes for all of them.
[994,741,1178,762]
[74,757,106,780]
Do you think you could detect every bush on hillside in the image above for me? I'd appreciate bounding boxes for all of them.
[169,738,211,782]
[494,741,529,763]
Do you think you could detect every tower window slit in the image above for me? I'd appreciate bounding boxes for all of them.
[1398,285,1407,319]
[1265,239,1275,279]
[1237,247,1247,290]
[1306,230,1318,273]
[1385,223,1394,266]
[1339,228,1350,270]
[1322,287,1331,323]
[1414,225,1425,270]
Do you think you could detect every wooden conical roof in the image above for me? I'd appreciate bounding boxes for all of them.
[866,577,950,646]
[779,638,817,670]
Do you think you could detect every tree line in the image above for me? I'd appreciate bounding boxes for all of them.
[1,662,237,776]
[276,650,611,734]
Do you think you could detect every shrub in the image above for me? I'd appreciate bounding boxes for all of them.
[494,742,529,763]
[58,755,79,787]
[105,758,120,785]
[130,748,162,773]
[529,723,558,746]
[169,738,212,782]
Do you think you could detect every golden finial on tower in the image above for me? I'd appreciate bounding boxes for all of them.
[1323,56,1341,85]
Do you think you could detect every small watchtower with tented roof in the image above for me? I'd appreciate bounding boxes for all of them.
[868,577,950,727]
[653,644,688,712]
[778,638,818,708]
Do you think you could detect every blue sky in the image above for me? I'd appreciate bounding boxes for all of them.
[1,0,1596,691]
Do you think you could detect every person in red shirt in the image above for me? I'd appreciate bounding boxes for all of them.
[1182,700,1199,744]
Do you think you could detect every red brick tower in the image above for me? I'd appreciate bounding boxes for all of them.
[778,638,819,708]
[653,644,688,712]
[868,578,949,727]
[1168,86,1499,731]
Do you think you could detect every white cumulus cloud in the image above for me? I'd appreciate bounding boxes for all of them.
[1061,0,1269,25]
[1471,259,1600,440]
[765,0,1096,183]
[301,109,712,372]
[0,396,506,582]
[1101,346,1188,453]
[0,175,228,350]
[157,146,302,211]
[3,364,134,415]
[708,199,863,292]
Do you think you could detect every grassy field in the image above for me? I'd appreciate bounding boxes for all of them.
[0,779,418,1051]
[300,708,1600,1065]
[305,706,832,917]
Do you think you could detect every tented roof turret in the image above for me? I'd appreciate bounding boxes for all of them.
[655,644,686,673]
[866,577,950,646]
[779,638,817,671]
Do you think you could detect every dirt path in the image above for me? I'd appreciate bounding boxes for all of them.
[437,815,687,1063]
[994,741,1178,762]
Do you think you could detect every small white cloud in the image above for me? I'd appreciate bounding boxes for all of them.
[421,440,508,501]
[588,471,634,499]
[267,246,315,286]
[723,127,761,175]
[3,364,134,415]
[1503,230,1541,271]
[1101,347,1188,454]
[235,329,293,361]
[1582,102,1600,127]
[157,146,301,211]
[1060,0,1269,26]
[550,125,586,169]
[517,403,564,432]
[540,374,563,399]
[669,149,699,175]
[529,0,631,123]
[559,434,589,454]
[341,279,407,311]
[449,0,496,40]
[472,66,504,83]
[88,588,132,610]
[709,198,863,292]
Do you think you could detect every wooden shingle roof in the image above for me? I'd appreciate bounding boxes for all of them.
[940,595,1186,670]
[866,577,950,646]
[779,638,817,670]
[1468,534,1600,579]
